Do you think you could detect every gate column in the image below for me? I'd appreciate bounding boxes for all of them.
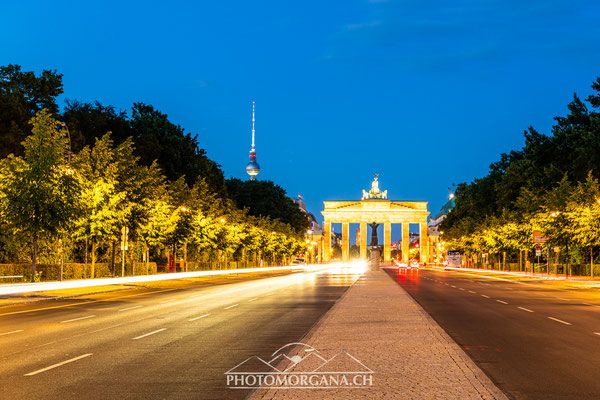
[323,221,331,262]
[360,222,367,260]
[384,223,391,262]
[420,221,429,263]
[342,222,350,262]
[402,223,410,262]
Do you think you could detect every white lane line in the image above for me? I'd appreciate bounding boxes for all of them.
[496,300,508,305]
[468,290,476,294]
[548,317,571,325]
[118,306,143,312]
[224,304,239,310]
[24,353,92,376]
[60,315,95,324]
[481,294,490,298]
[132,328,167,340]
[518,307,534,313]
[557,297,571,301]
[248,298,259,302]
[0,329,23,336]
[594,332,600,336]
[189,314,210,322]
[459,288,465,291]
[159,299,176,304]
[583,303,599,307]
[264,293,274,296]
[451,285,457,288]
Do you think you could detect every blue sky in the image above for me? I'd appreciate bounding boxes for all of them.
[2,0,600,240]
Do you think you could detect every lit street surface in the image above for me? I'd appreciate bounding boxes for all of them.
[0,266,361,400]
[387,267,600,399]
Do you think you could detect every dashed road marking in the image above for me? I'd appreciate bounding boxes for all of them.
[459,288,465,291]
[224,304,239,310]
[583,303,599,307]
[24,353,92,376]
[451,285,457,288]
[496,300,508,304]
[119,306,143,312]
[133,328,167,340]
[159,299,176,304]
[468,290,476,294]
[248,298,258,302]
[594,332,600,336]
[60,315,95,324]
[189,314,210,322]
[548,317,571,325]
[0,329,23,336]
[481,294,490,298]
[518,307,534,313]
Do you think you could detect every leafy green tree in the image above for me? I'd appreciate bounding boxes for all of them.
[2,110,80,279]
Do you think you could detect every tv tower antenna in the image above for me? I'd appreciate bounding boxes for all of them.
[246,101,260,180]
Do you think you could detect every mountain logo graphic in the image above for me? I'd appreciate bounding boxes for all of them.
[225,342,374,389]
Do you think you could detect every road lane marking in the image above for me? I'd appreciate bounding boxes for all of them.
[451,285,457,288]
[496,300,508,304]
[0,288,178,317]
[264,293,274,296]
[60,315,95,323]
[248,298,258,302]
[118,306,143,312]
[548,317,571,325]
[24,353,92,376]
[583,303,599,307]
[224,304,239,310]
[518,307,534,313]
[0,329,23,336]
[468,290,476,294]
[481,295,490,298]
[189,314,210,322]
[594,332,600,336]
[557,297,571,301]
[132,328,167,340]
[159,299,176,304]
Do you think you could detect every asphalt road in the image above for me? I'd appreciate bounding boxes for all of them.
[0,266,361,400]
[385,267,600,400]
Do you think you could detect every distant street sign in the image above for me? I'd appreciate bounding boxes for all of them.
[535,244,541,251]
[536,249,542,257]
[533,230,549,243]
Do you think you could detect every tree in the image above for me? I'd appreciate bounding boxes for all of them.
[130,103,226,195]
[0,65,63,158]
[2,110,80,280]
[226,178,311,233]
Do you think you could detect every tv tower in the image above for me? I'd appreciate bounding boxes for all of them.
[245,101,260,180]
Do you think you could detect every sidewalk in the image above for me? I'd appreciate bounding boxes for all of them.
[251,266,507,400]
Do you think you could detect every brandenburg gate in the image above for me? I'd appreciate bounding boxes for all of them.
[321,175,430,263]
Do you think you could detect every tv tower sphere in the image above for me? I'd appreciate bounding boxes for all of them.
[246,101,260,180]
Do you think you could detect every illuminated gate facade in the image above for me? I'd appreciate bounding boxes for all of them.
[321,176,430,263]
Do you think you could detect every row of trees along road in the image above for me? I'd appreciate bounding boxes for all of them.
[0,64,309,281]
[441,77,600,277]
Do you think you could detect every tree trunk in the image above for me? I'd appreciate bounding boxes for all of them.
[130,241,135,277]
[591,247,594,279]
[84,237,88,279]
[111,240,116,278]
[91,237,96,279]
[31,234,37,282]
